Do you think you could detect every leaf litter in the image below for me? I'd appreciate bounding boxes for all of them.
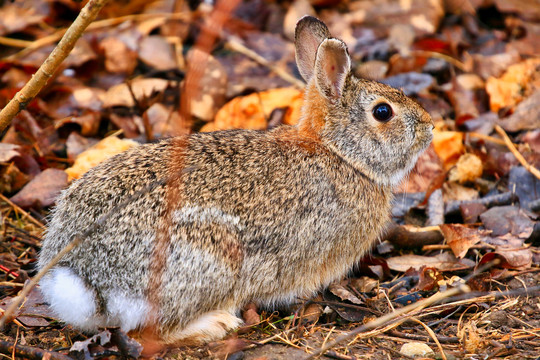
[0,0,539,359]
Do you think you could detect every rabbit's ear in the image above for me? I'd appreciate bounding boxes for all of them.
[314,38,351,102]
[295,16,331,82]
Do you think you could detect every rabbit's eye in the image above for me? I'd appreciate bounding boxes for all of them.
[372,103,393,122]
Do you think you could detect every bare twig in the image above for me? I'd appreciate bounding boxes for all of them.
[0,341,72,360]
[0,193,45,229]
[225,38,305,89]
[495,125,540,180]
[304,284,468,359]
[0,0,111,133]
[410,318,446,360]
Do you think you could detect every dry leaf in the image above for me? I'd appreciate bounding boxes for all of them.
[328,282,363,304]
[139,36,177,70]
[102,78,172,108]
[202,87,303,131]
[440,224,487,258]
[10,168,68,208]
[432,130,464,169]
[101,37,138,74]
[486,57,540,112]
[448,153,483,183]
[65,136,138,181]
[0,143,21,162]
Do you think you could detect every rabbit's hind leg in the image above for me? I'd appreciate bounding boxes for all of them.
[133,310,242,357]
[167,309,243,345]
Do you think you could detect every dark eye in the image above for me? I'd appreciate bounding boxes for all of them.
[372,103,393,122]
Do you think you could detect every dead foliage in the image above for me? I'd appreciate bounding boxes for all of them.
[0,0,539,359]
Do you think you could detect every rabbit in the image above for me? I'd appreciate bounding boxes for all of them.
[38,15,433,354]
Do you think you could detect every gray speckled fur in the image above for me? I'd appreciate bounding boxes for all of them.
[38,16,433,345]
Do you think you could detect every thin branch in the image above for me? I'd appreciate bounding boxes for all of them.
[225,38,305,89]
[0,341,72,360]
[304,285,468,359]
[0,193,45,229]
[495,125,540,180]
[0,0,111,133]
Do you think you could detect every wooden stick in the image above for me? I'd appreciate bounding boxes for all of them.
[495,125,540,180]
[0,0,111,133]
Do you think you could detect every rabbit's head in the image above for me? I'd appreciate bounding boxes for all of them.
[295,16,433,187]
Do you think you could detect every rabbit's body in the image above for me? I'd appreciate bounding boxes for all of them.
[39,16,433,352]
[39,125,392,341]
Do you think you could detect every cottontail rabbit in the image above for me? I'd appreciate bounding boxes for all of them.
[38,16,433,353]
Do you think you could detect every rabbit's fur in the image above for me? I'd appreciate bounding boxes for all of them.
[39,16,433,351]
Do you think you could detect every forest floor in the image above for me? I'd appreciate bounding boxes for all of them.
[0,0,539,359]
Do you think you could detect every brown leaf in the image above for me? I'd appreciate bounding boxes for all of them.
[66,132,99,160]
[386,252,475,272]
[397,144,444,193]
[139,36,177,71]
[0,163,30,194]
[101,37,138,74]
[480,206,534,238]
[416,267,443,291]
[10,168,68,208]
[328,282,363,305]
[480,249,533,270]
[485,57,540,113]
[102,78,172,108]
[448,153,483,184]
[0,143,21,162]
[497,88,540,132]
[189,54,228,122]
[241,303,260,327]
[440,224,488,258]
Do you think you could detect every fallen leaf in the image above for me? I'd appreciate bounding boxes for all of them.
[381,72,434,96]
[10,168,68,208]
[66,132,99,160]
[448,153,483,183]
[386,252,475,272]
[102,78,172,108]
[497,88,540,132]
[189,53,228,122]
[485,57,540,112]
[0,143,21,162]
[202,87,303,131]
[480,249,533,269]
[432,130,464,169]
[65,136,138,180]
[480,206,534,238]
[440,224,488,258]
[101,37,138,74]
[416,267,443,291]
[139,36,177,70]
[329,282,363,305]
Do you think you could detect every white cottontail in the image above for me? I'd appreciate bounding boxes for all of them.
[38,16,433,354]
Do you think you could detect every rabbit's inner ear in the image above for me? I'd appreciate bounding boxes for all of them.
[314,38,351,101]
[295,16,331,82]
